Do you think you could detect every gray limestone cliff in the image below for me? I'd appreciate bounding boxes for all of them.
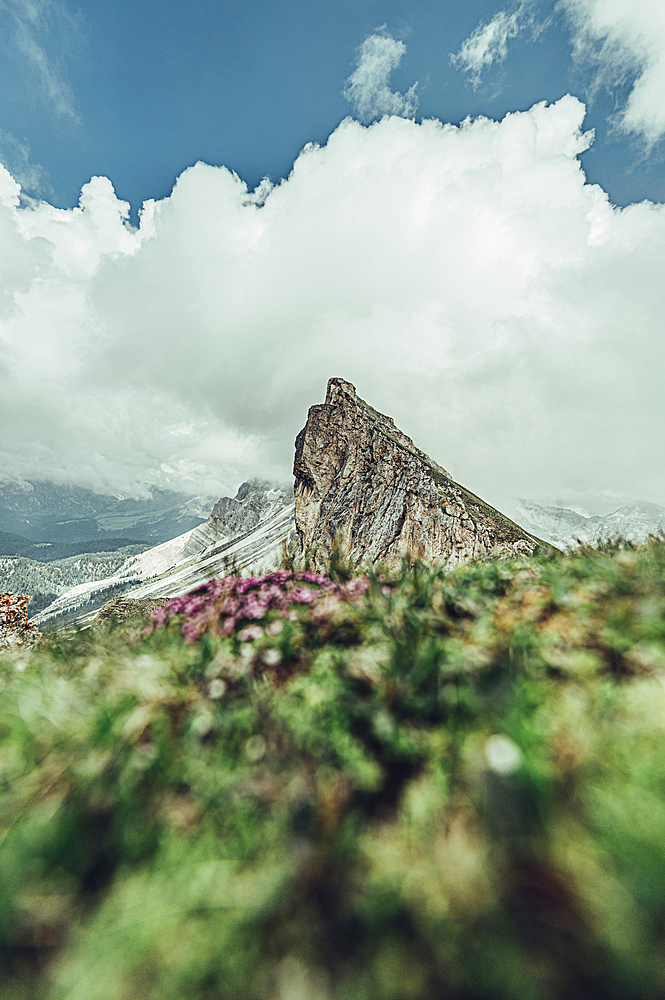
[182,479,294,558]
[293,377,543,572]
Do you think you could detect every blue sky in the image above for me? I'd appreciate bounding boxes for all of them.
[1,0,663,214]
[2,0,665,514]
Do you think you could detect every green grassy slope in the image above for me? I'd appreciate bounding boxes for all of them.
[3,543,665,998]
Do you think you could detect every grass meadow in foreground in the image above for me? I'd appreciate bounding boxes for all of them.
[3,543,665,998]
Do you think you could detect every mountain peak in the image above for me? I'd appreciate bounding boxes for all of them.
[294,379,542,572]
[325,377,358,405]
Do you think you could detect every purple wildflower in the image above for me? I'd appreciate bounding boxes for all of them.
[149,569,368,643]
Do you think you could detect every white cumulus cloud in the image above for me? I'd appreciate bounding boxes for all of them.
[343,31,418,123]
[1,96,665,513]
[561,0,665,147]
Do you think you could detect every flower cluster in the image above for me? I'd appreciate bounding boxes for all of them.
[0,593,40,648]
[150,570,369,644]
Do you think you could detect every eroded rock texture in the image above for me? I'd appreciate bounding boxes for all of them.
[182,480,294,558]
[294,378,542,572]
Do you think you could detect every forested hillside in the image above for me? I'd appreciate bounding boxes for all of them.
[0,532,146,561]
[0,544,146,615]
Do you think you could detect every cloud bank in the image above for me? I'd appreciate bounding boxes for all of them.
[343,31,418,123]
[1,95,665,512]
[561,0,665,147]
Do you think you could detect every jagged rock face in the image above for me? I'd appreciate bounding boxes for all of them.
[183,479,294,557]
[294,378,542,572]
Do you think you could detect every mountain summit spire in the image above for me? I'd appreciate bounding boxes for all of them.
[293,377,542,571]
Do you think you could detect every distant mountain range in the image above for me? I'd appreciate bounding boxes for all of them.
[4,386,665,635]
[31,480,295,631]
[0,480,218,618]
[0,480,217,544]
[515,500,665,548]
[0,545,148,616]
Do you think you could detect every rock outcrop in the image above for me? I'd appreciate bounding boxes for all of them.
[92,597,170,628]
[182,479,294,558]
[294,377,543,572]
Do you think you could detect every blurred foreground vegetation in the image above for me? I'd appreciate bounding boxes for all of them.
[4,542,665,998]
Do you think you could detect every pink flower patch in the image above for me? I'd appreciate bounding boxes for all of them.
[149,570,368,644]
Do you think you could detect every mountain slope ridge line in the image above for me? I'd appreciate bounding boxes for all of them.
[30,382,545,631]
[293,377,545,571]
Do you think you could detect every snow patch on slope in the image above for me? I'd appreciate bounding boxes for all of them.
[118,527,197,579]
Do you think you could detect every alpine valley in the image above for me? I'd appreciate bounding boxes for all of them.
[2,379,665,632]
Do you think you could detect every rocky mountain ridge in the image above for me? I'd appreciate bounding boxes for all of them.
[31,480,294,631]
[23,380,551,629]
[294,378,542,572]
[182,480,294,559]
[516,499,665,548]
